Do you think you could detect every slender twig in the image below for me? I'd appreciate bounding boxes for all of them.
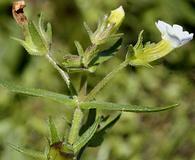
[46,54,70,85]
[46,54,76,95]
[84,60,129,101]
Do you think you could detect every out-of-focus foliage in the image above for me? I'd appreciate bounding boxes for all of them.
[0,0,195,160]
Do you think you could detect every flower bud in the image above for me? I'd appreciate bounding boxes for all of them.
[107,6,125,33]
[84,6,125,45]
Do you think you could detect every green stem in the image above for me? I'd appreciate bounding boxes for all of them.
[46,54,76,96]
[84,60,129,101]
[68,108,83,145]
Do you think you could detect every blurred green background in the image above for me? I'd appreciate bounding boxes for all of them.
[0,0,195,159]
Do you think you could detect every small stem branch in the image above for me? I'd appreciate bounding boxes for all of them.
[68,108,83,145]
[78,73,88,101]
[46,54,76,95]
[84,60,129,101]
[46,54,70,86]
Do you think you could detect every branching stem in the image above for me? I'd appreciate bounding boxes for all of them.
[84,60,129,101]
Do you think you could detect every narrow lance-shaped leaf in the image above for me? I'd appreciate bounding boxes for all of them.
[80,101,179,112]
[49,116,61,144]
[73,117,101,153]
[9,144,46,160]
[88,113,121,147]
[0,79,76,106]
[0,80,178,112]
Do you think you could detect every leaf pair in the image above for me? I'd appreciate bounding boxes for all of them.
[0,79,178,112]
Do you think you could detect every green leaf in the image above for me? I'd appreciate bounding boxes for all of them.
[80,109,96,135]
[89,113,121,147]
[73,117,101,153]
[0,80,178,112]
[9,144,46,160]
[80,101,179,112]
[0,79,76,107]
[28,21,48,54]
[77,109,97,159]
[48,116,61,144]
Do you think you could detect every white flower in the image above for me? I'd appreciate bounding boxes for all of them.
[155,20,193,48]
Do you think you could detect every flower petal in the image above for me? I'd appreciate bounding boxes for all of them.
[156,20,193,48]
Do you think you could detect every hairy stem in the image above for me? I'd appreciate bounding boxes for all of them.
[46,54,76,96]
[84,60,129,101]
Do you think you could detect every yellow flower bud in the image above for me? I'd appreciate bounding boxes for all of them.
[84,6,125,45]
[107,6,125,33]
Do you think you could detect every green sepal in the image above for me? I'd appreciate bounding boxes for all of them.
[74,41,85,56]
[125,44,134,59]
[28,21,48,55]
[96,33,123,46]
[83,22,93,41]
[11,37,40,56]
[48,116,61,144]
[134,30,144,50]
[38,13,52,46]
[46,22,52,45]
[126,30,144,60]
